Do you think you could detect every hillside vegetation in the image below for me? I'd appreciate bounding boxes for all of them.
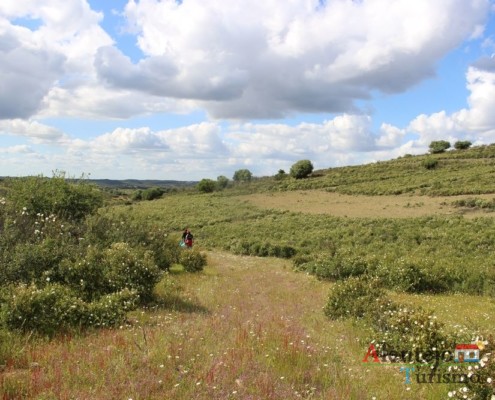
[230,143,495,196]
[1,146,495,399]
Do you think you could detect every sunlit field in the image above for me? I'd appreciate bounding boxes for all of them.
[1,148,495,399]
[3,251,486,399]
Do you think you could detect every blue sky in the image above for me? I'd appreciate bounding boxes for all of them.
[1,0,495,180]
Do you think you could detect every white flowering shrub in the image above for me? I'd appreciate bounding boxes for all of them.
[5,284,88,336]
[84,214,181,271]
[325,276,462,365]
[447,337,495,400]
[4,284,139,336]
[53,246,109,301]
[102,243,162,303]
[83,289,138,328]
[2,239,76,286]
[4,173,102,222]
[372,306,458,363]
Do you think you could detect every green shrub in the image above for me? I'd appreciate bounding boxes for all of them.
[233,169,253,183]
[83,289,138,328]
[371,304,458,365]
[299,256,369,280]
[274,169,287,180]
[226,239,296,259]
[4,284,139,335]
[290,160,314,179]
[324,276,385,320]
[429,140,451,154]
[54,239,163,302]
[454,140,472,150]
[132,190,143,201]
[197,179,216,193]
[0,239,77,286]
[52,246,108,301]
[84,215,179,270]
[451,197,495,210]
[422,158,438,170]
[179,249,207,272]
[103,243,162,303]
[5,174,103,222]
[141,187,164,201]
[217,175,230,189]
[269,244,297,258]
[5,284,87,336]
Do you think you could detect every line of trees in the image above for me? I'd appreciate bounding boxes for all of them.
[429,140,472,154]
[196,160,315,193]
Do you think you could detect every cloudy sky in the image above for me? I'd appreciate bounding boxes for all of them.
[1,0,495,180]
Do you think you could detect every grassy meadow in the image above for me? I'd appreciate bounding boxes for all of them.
[1,146,495,399]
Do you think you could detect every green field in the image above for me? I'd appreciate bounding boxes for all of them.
[1,147,494,399]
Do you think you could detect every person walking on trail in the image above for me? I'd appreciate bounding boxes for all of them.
[182,228,194,248]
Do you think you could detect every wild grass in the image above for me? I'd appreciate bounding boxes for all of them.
[1,252,468,399]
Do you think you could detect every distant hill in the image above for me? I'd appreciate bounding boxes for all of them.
[88,179,198,189]
[235,143,495,196]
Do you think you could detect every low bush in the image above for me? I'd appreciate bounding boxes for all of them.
[84,215,179,270]
[324,275,385,320]
[451,197,495,210]
[422,158,438,170]
[5,174,103,222]
[226,239,296,259]
[52,246,108,301]
[141,187,165,201]
[103,243,162,303]
[371,305,456,361]
[297,255,370,280]
[1,239,84,287]
[83,289,138,328]
[5,284,88,336]
[4,283,139,336]
[179,249,207,272]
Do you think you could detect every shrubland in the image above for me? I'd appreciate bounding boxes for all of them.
[223,143,495,196]
[0,175,206,348]
[2,145,495,399]
[118,192,495,296]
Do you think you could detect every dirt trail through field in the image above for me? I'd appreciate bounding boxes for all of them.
[18,251,442,399]
[240,191,495,218]
[152,251,435,400]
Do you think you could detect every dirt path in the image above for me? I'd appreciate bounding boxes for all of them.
[13,252,446,400]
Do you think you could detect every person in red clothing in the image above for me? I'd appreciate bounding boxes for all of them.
[183,229,194,248]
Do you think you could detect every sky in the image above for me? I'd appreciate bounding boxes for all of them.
[1,0,495,180]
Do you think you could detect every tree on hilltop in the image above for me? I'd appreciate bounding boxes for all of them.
[197,179,216,193]
[217,175,229,189]
[454,140,472,150]
[233,169,252,183]
[290,160,314,179]
[429,140,451,154]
